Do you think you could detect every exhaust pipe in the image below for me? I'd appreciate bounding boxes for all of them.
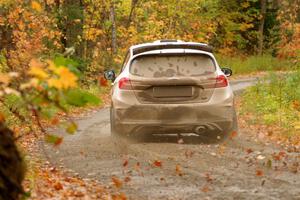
[194,125,207,135]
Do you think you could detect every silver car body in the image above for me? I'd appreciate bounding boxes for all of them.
[109,40,237,141]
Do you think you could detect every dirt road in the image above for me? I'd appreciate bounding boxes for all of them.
[43,79,300,200]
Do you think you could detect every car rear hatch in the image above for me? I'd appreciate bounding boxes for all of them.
[126,53,226,104]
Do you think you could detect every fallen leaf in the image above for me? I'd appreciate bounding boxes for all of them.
[204,173,213,183]
[230,131,238,139]
[289,162,299,174]
[124,176,131,183]
[273,151,286,161]
[112,193,127,200]
[185,150,195,158]
[201,185,211,193]
[123,159,128,167]
[266,159,272,168]
[278,151,286,157]
[246,148,253,154]
[50,167,57,172]
[176,164,183,176]
[256,169,264,177]
[112,176,122,189]
[134,162,140,171]
[273,154,281,161]
[218,145,226,154]
[51,117,60,125]
[53,182,63,190]
[292,100,300,110]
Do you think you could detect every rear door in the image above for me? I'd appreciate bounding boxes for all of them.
[128,53,218,104]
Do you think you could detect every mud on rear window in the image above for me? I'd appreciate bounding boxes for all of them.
[130,54,216,78]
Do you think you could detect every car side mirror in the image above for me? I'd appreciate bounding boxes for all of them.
[104,70,116,82]
[221,68,232,77]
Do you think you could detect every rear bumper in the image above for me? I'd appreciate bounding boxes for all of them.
[112,102,235,135]
[111,86,235,135]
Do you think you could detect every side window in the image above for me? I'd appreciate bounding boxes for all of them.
[120,51,130,73]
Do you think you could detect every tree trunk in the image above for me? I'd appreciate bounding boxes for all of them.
[0,123,25,200]
[110,0,117,55]
[258,0,267,55]
[127,0,139,27]
[61,0,84,56]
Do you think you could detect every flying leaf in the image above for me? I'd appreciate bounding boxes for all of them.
[45,134,63,146]
[153,160,162,167]
[100,77,108,87]
[66,122,77,134]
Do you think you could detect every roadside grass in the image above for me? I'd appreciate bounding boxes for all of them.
[240,70,300,139]
[216,54,298,74]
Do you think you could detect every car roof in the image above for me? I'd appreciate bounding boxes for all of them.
[130,40,213,56]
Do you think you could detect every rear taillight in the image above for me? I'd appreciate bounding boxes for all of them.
[118,77,132,90]
[205,75,228,88]
[215,75,228,88]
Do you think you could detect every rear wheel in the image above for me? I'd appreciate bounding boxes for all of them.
[110,108,121,138]
[219,109,238,142]
[200,109,238,144]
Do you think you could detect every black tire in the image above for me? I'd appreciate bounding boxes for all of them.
[221,108,238,141]
[200,109,238,144]
[232,109,238,132]
[110,108,121,138]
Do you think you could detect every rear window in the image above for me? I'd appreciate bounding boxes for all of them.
[130,54,215,78]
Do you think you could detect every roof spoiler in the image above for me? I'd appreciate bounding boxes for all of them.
[132,43,213,55]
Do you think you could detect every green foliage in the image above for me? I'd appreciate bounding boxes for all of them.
[0,94,29,127]
[242,70,300,132]
[0,56,101,141]
[216,54,298,74]
[53,56,82,77]
[64,88,101,107]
